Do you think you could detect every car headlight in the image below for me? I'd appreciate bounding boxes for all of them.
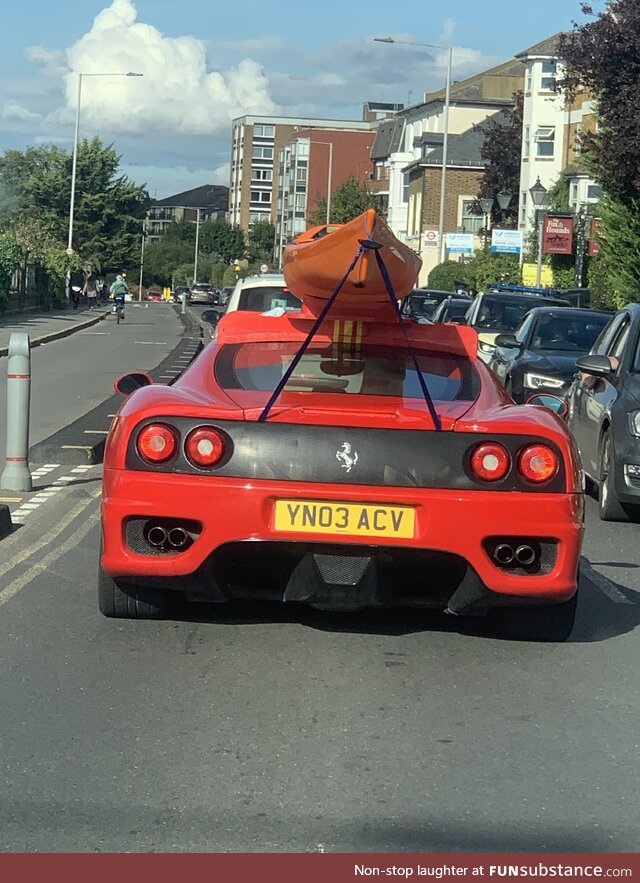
[478,342,495,354]
[524,373,565,390]
[628,411,640,437]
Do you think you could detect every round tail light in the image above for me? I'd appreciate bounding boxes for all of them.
[185,427,225,468]
[137,423,178,464]
[470,443,511,482]
[518,444,558,483]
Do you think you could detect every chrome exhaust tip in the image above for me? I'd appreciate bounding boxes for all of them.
[494,544,514,565]
[515,544,536,567]
[167,527,189,549]
[146,525,168,548]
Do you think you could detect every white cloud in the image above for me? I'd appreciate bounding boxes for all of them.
[1,101,41,122]
[25,46,66,76]
[31,0,278,136]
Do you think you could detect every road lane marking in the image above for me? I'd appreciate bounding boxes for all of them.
[0,497,21,503]
[0,507,100,608]
[134,341,168,345]
[581,558,634,605]
[83,430,109,434]
[0,490,101,579]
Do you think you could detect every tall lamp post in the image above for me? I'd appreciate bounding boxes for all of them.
[192,207,206,285]
[529,177,548,287]
[67,71,143,257]
[138,217,147,302]
[479,196,494,250]
[374,37,453,265]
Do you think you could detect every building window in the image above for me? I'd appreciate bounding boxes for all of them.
[296,167,307,184]
[461,200,483,234]
[570,182,579,208]
[252,146,274,160]
[535,127,555,158]
[523,125,530,159]
[540,60,556,92]
[251,168,273,182]
[260,192,271,203]
[253,124,275,138]
[587,184,602,201]
[402,172,410,204]
[520,191,527,226]
[525,68,533,93]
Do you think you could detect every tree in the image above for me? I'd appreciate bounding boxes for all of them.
[198,218,245,263]
[0,233,20,313]
[558,1,640,304]
[0,138,149,282]
[310,175,378,225]
[246,219,276,264]
[559,2,640,204]
[473,93,523,227]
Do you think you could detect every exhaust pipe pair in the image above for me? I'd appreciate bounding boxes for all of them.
[145,524,189,550]
[493,543,537,567]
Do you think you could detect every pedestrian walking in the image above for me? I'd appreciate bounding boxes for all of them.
[83,272,99,310]
[69,269,85,310]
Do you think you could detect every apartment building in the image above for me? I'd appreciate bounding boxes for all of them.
[274,127,376,263]
[229,114,385,233]
[147,184,229,241]
[516,34,600,235]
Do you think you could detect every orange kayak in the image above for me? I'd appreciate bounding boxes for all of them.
[283,209,421,306]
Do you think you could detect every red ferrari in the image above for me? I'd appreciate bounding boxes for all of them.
[100,309,584,641]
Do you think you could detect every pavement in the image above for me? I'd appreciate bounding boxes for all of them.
[0,304,112,356]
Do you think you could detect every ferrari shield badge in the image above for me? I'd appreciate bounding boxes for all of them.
[336,442,358,473]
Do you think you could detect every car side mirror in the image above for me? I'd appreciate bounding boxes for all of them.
[494,333,520,348]
[114,372,153,396]
[575,354,613,377]
[526,393,568,417]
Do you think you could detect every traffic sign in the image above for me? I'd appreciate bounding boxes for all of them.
[423,230,439,248]
[260,263,269,273]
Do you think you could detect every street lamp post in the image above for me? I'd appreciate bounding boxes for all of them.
[138,219,146,302]
[479,197,494,251]
[374,37,453,265]
[529,177,548,287]
[67,72,143,257]
[193,208,205,285]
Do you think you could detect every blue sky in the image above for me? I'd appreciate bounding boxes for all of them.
[0,0,590,198]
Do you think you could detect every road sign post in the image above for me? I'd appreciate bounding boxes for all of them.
[1,333,33,492]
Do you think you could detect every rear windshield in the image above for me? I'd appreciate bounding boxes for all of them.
[473,295,563,332]
[402,291,449,319]
[215,342,479,403]
[238,285,302,313]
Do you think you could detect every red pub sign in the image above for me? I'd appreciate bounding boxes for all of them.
[588,217,602,256]
[542,214,574,255]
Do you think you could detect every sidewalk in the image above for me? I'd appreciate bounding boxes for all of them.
[0,305,111,357]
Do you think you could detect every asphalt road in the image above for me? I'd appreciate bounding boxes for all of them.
[0,308,638,852]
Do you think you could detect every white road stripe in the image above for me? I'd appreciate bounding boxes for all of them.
[581,559,634,605]
[0,508,100,608]
[0,490,101,579]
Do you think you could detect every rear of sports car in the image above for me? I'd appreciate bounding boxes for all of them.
[100,328,584,640]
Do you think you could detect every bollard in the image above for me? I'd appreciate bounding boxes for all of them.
[181,292,187,315]
[1,332,33,492]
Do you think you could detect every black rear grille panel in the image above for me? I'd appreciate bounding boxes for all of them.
[125,418,567,493]
[209,541,468,606]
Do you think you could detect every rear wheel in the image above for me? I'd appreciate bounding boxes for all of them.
[598,432,630,521]
[492,592,578,642]
[98,565,174,619]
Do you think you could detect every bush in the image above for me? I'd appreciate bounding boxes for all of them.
[472,250,520,291]
[427,260,476,292]
[222,266,238,286]
[210,262,226,288]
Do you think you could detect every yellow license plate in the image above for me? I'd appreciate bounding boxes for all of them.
[274,500,415,539]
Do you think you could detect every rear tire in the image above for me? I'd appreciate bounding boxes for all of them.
[598,432,630,522]
[98,565,173,619]
[492,592,578,642]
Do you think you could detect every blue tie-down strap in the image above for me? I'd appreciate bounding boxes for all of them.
[373,248,442,432]
[258,245,365,423]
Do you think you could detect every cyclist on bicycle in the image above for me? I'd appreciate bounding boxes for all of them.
[110,274,129,314]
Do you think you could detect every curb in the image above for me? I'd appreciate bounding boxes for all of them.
[28,307,205,466]
[0,309,110,358]
[0,503,12,539]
